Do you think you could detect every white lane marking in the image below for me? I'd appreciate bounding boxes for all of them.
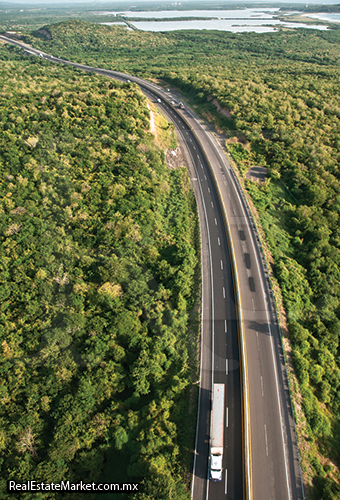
[228,192,231,200]
[208,187,210,193]
[264,424,269,456]
[193,145,196,150]
[223,287,225,298]
[192,120,293,499]
[201,165,204,169]
[225,320,227,333]
[226,359,228,375]
[256,331,260,351]
[211,201,214,207]
[232,208,236,216]
[197,154,200,159]
[215,218,217,225]
[224,180,227,186]
[261,376,264,397]
[190,138,192,142]
[252,299,256,311]
[226,407,229,427]
[184,128,215,500]
[205,175,207,180]
[153,99,290,497]
[218,237,220,246]
[221,260,223,270]
[225,469,228,494]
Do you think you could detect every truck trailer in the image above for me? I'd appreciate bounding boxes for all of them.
[209,383,225,481]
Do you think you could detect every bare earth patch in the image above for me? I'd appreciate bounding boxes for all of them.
[207,95,232,119]
[165,146,188,169]
[246,166,268,184]
[147,102,157,134]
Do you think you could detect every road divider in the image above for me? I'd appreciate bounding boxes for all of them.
[172,106,252,500]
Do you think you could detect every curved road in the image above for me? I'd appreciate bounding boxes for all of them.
[1,36,304,500]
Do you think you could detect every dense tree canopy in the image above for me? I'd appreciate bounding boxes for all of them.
[0,48,199,499]
[24,20,340,497]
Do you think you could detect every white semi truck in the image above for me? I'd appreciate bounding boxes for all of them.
[209,383,225,481]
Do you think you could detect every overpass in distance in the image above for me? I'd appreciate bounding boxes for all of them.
[0,35,305,500]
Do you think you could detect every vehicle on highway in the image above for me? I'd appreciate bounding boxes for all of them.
[157,98,161,103]
[209,383,225,481]
[179,101,185,109]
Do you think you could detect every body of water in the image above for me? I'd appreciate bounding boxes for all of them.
[98,8,280,18]
[98,8,330,33]
[306,13,340,23]
[129,19,328,32]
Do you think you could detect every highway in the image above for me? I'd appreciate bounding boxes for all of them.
[134,84,244,500]
[1,36,304,500]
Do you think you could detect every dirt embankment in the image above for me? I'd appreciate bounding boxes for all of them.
[147,103,157,134]
[165,146,188,169]
[207,95,232,119]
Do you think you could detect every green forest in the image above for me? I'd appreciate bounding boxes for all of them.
[21,20,340,498]
[0,46,200,499]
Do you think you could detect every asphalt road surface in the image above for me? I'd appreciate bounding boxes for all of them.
[0,36,304,500]
[182,107,304,500]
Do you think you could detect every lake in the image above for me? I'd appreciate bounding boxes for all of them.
[103,8,280,19]
[99,8,329,33]
[129,19,329,33]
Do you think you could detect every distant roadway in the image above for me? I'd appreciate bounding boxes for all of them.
[1,35,304,500]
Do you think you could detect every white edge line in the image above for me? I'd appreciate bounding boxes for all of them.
[182,105,252,500]
[189,108,293,500]
[179,128,214,500]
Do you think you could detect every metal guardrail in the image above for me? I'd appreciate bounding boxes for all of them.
[167,107,252,500]
[229,169,305,499]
